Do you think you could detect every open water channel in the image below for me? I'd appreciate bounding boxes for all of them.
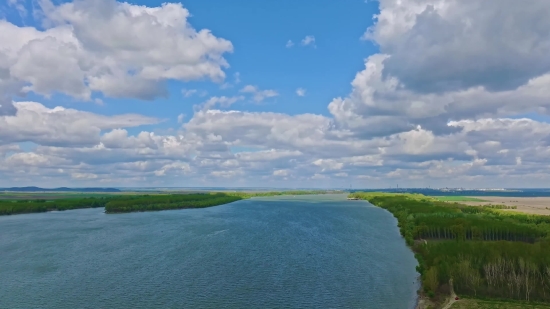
[0,194,418,308]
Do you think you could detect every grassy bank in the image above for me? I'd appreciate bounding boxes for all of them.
[349,192,550,307]
[451,298,550,308]
[0,190,337,215]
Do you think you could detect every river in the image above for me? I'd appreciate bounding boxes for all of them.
[0,194,419,308]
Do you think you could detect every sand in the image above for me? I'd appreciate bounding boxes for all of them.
[463,196,550,215]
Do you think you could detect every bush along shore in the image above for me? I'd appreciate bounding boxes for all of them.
[0,190,338,215]
[349,192,550,307]
[0,197,110,215]
[104,193,243,213]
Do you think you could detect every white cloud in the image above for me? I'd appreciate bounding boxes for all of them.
[0,0,233,101]
[273,169,290,177]
[240,85,279,102]
[219,72,242,89]
[363,0,550,93]
[197,96,244,111]
[286,40,294,48]
[301,35,316,47]
[7,0,27,17]
[182,89,198,97]
[0,101,159,147]
[296,88,306,97]
[3,0,550,188]
[71,172,98,180]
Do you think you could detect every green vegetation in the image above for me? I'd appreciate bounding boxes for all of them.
[350,192,550,304]
[0,190,336,215]
[104,193,243,213]
[436,196,488,202]
[451,298,550,308]
[0,197,111,215]
[226,190,336,198]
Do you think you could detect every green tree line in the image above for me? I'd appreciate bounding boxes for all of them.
[349,192,550,303]
[0,190,335,215]
[0,197,110,215]
[104,193,243,213]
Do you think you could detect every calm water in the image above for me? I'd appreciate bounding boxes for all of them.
[0,194,419,309]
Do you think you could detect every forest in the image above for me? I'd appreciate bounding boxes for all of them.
[0,190,334,215]
[104,193,243,213]
[0,197,111,215]
[349,192,550,303]
[0,193,242,215]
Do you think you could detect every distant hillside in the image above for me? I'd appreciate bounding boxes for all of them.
[0,187,121,193]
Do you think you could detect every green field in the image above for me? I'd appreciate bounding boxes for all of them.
[435,196,487,202]
[451,299,550,308]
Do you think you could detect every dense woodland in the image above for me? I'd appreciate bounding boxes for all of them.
[0,197,110,215]
[350,192,550,303]
[0,193,242,215]
[104,193,243,213]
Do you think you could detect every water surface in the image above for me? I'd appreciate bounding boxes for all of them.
[0,194,418,308]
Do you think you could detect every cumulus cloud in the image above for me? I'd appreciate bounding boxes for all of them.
[363,0,550,93]
[286,40,294,48]
[328,54,550,137]
[0,101,159,147]
[2,0,550,188]
[0,0,233,101]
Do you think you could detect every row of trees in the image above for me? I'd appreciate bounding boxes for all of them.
[418,241,550,302]
[351,193,548,244]
[0,197,110,215]
[104,193,243,213]
[1,190,332,216]
[350,192,550,303]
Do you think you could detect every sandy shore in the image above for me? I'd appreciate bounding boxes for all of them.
[464,196,550,215]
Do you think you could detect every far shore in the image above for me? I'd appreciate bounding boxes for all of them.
[463,196,550,215]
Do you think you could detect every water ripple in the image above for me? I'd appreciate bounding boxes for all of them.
[0,194,418,309]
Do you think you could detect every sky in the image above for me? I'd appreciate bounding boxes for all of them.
[1,0,550,188]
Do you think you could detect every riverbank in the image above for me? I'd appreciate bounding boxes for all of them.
[350,192,550,308]
[0,190,340,215]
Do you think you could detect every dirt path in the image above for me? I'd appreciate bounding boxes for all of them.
[441,295,457,309]
[440,279,457,309]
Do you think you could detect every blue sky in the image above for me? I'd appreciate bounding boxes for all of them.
[1,0,550,188]
[4,0,379,129]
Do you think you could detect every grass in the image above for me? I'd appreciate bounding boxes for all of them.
[451,299,550,308]
[435,196,487,202]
